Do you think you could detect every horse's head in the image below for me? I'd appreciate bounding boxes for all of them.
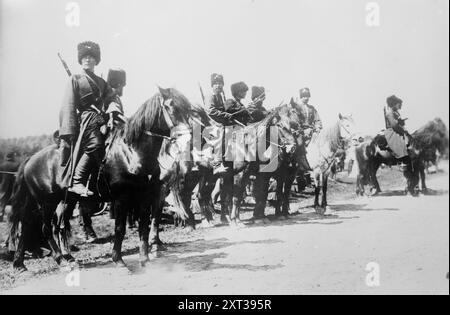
[338,113,356,145]
[157,87,193,132]
[270,105,298,156]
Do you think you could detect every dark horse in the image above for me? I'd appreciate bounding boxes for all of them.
[162,103,302,228]
[354,117,449,196]
[9,87,194,271]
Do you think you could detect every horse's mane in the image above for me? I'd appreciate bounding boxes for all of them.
[114,88,193,146]
[318,121,342,152]
[412,117,449,151]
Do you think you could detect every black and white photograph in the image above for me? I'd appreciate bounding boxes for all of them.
[0,0,448,297]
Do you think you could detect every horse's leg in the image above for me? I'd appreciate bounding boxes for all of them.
[198,173,215,227]
[41,202,63,265]
[55,200,76,263]
[180,174,197,231]
[274,173,283,217]
[312,172,320,210]
[137,195,151,266]
[369,161,382,195]
[321,174,329,212]
[253,173,269,220]
[111,198,128,267]
[149,184,165,254]
[419,161,428,193]
[282,169,296,216]
[12,219,27,271]
[231,172,244,226]
[220,175,232,224]
[78,199,98,243]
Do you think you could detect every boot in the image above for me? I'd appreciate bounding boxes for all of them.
[69,153,94,196]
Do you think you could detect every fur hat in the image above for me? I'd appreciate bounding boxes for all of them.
[300,87,311,98]
[107,68,126,88]
[231,81,249,98]
[77,41,101,65]
[386,95,403,108]
[251,86,265,101]
[211,73,224,86]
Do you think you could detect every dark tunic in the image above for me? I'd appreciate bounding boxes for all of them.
[248,102,269,123]
[224,98,251,126]
[207,93,234,125]
[59,69,113,155]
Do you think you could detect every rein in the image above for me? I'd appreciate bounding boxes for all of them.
[0,171,17,176]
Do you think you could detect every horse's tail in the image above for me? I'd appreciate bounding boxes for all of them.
[8,158,39,252]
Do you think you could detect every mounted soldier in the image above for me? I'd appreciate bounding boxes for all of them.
[59,41,113,197]
[383,95,410,162]
[291,88,323,189]
[77,68,127,243]
[206,75,251,174]
[248,86,268,123]
[105,68,127,130]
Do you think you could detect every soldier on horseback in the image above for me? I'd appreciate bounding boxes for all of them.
[77,68,127,242]
[383,95,410,164]
[248,86,268,123]
[291,87,323,189]
[207,75,252,174]
[59,41,113,197]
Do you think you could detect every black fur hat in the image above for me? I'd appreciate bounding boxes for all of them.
[211,73,224,86]
[300,87,311,98]
[77,41,101,65]
[231,81,249,98]
[251,86,265,101]
[386,95,403,108]
[107,68,126,88]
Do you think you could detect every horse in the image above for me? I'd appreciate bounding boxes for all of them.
[162,103,302,228]
[304,114,356,214]
[8,87,193,271]
[353,117,448,196]
[0,159,19,222]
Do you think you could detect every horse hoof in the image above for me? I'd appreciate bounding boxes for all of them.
[63,254,76,263]
[114,259,127,268]
[13,264,27,274]
[139,257,150,267]
[200,220,214,228]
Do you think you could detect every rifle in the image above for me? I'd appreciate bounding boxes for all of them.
[58,52,72,76]
[198,82,206,107]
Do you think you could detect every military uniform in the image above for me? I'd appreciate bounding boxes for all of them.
[59,41,113,196]
[293,88,322,174]
[383,95,409,158]
[248,86,268,123]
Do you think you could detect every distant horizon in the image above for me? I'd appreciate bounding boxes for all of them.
[1,0,448,139]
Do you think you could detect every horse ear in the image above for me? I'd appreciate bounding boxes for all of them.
[289,97,295,105]
[158,86,171,100]
[338,113,343,120]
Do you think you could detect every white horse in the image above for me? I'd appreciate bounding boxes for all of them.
[306,114,356,214]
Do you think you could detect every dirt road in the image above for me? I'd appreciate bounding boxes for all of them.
[1,166,448,295]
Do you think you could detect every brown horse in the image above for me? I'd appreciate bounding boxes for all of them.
[8,87,193,271]
[353,118,448,196]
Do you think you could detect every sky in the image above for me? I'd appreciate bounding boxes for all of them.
[0,0,448,138]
